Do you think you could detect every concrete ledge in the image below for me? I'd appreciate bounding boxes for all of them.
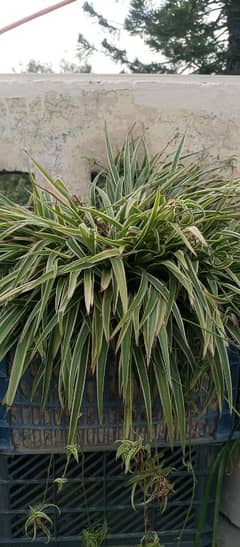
[0,75,240,194]
[221,448,240,527]
[219,515,240,547]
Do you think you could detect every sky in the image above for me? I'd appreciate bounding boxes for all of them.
[0,0,157,73]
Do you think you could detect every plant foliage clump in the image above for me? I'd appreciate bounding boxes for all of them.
[1,135,240,448]
[116,439,174,511]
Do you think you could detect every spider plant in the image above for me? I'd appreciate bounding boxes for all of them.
[116,438,144,474]
[25,503,60,543]
[1,133,240,449]
[116,439,174,511]
[54,443,79,492]
[139,531,164,547]
[128,454,174,512]
[82,522,108,547]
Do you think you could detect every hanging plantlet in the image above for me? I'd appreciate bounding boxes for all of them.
[139,531,164,547]
[82,521,108,547]
[25,503,60,543]
[116,439,174,511]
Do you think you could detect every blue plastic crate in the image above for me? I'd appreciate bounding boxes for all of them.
[0,445,218,546]
[0,347,239,453]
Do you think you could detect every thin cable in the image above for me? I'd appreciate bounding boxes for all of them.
[0,0,77,35]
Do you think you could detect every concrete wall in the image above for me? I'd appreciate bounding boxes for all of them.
[219,516,240,547]
[1,74,240,546]
[1,74,240,196]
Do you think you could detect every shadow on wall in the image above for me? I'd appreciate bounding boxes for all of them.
[0,172,31,205]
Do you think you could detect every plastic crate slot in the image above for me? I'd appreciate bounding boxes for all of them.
[1,349,239,453]
[0,446,218,545]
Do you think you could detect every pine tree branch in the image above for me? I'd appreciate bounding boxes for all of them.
[78,33,96,56]
[101,39,174,73]
[82,2,117,32]
[81,0,234,75]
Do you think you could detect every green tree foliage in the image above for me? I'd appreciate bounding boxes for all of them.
[82,0,240,74]
[22,60,54,74]
[22,56,91,74]
[21,36,92,74]
[59,58,91,73]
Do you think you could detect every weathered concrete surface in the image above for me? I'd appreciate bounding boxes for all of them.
[219,516,240,547]
[1,75,240,195]
[221,448,240,528]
